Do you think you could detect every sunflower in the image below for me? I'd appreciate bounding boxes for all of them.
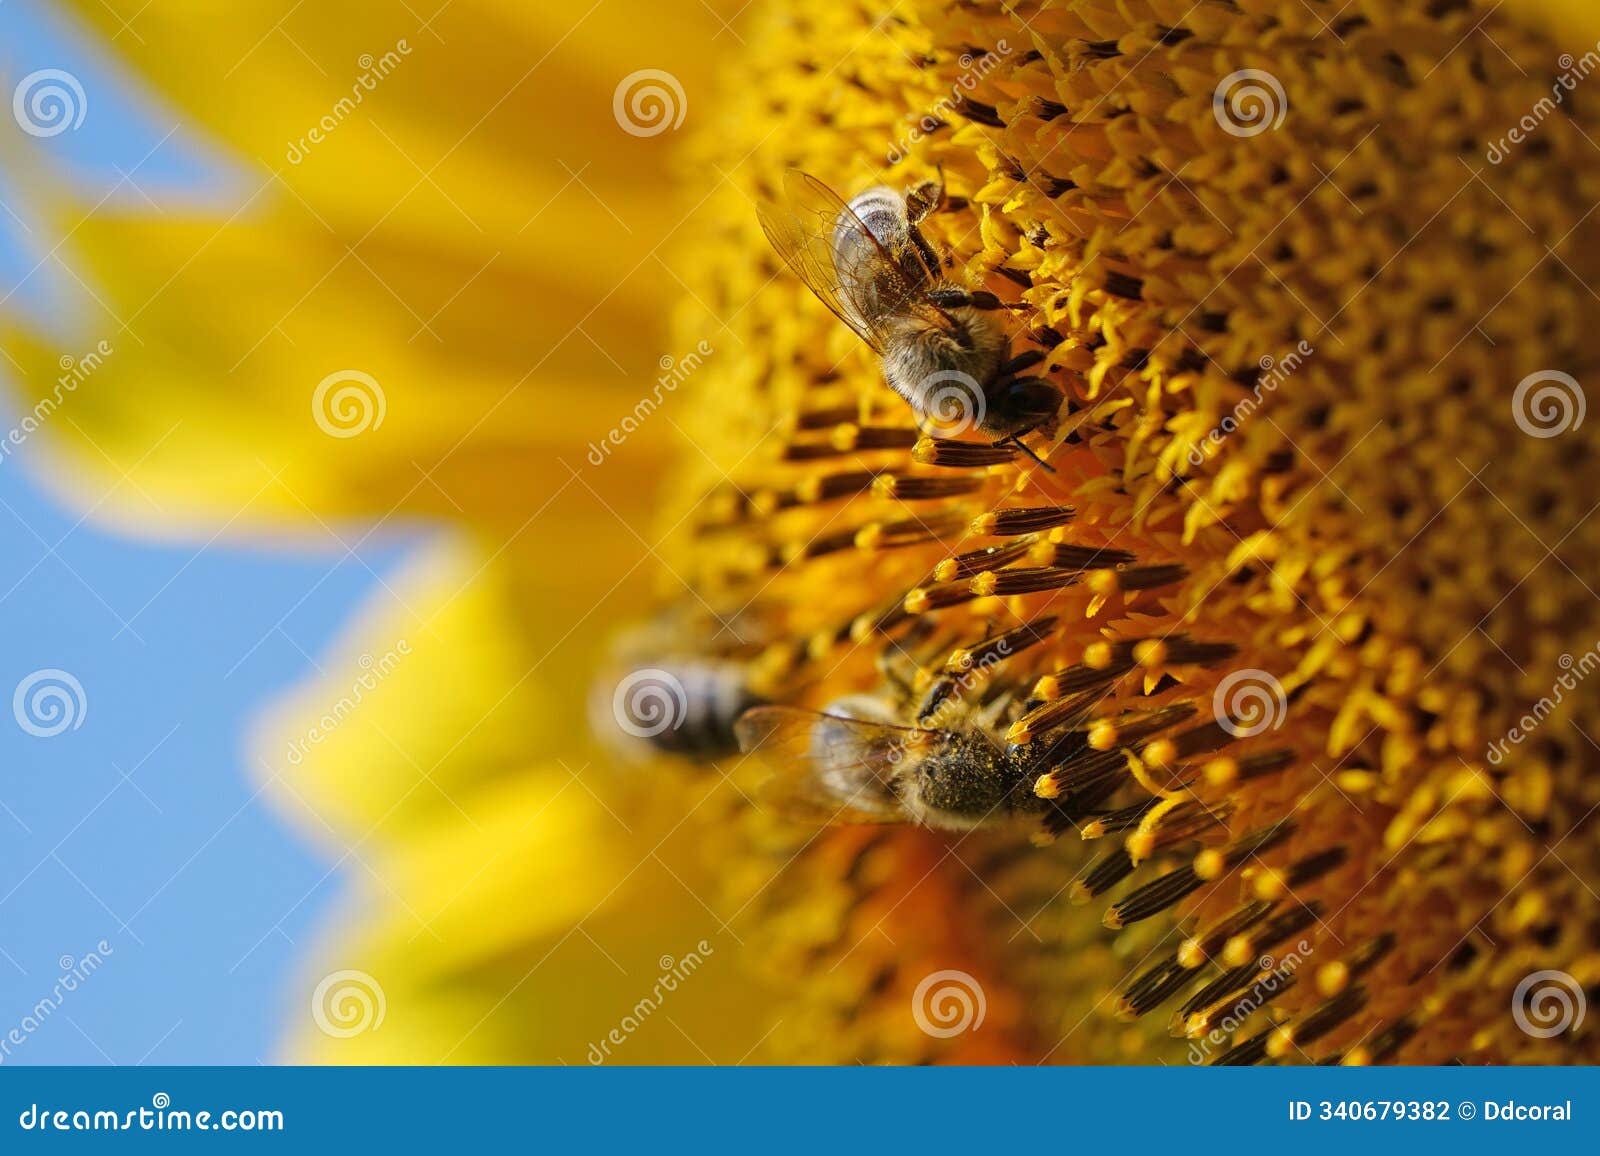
[637,0,1600,1064]
[6,0,1599,1065]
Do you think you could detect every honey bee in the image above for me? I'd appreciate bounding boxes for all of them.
[758,169,1058,458]
[733,694,1052,831]
[592,612,769,761]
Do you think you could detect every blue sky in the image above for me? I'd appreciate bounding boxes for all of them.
[0,1,413,1064]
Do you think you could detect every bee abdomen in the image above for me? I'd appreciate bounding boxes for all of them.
[615,661,762,759]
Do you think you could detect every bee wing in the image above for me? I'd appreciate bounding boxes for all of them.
[756,170,921,353]
[734,705,915,825]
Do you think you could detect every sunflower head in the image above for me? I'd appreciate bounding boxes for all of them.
[606,0,1600,1065]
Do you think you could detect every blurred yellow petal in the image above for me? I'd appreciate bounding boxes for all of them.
[0,195,667,527]
[256,538,779,1063]
[4,0,717,528]
[62,0,720,239]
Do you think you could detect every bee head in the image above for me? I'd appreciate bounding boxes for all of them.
[986,377,1062,436]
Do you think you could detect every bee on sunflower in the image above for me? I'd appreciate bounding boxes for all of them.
[606,0,1600,1064]
[5,0,1597,1066]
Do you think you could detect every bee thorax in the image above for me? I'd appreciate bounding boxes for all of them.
[900,741,1044,830]
[881,308,1010,433]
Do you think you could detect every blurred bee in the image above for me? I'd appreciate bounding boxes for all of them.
[758,169,1058,458]
[734,695,1050,831]
[612,660,765,759]
[592,612,769,762]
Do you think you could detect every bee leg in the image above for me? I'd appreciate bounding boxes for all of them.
[1001,349,1046,376]
[876,646,918,699]
[924,286,1027,312]
[877,619,938,701]
[904,168,945,225]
